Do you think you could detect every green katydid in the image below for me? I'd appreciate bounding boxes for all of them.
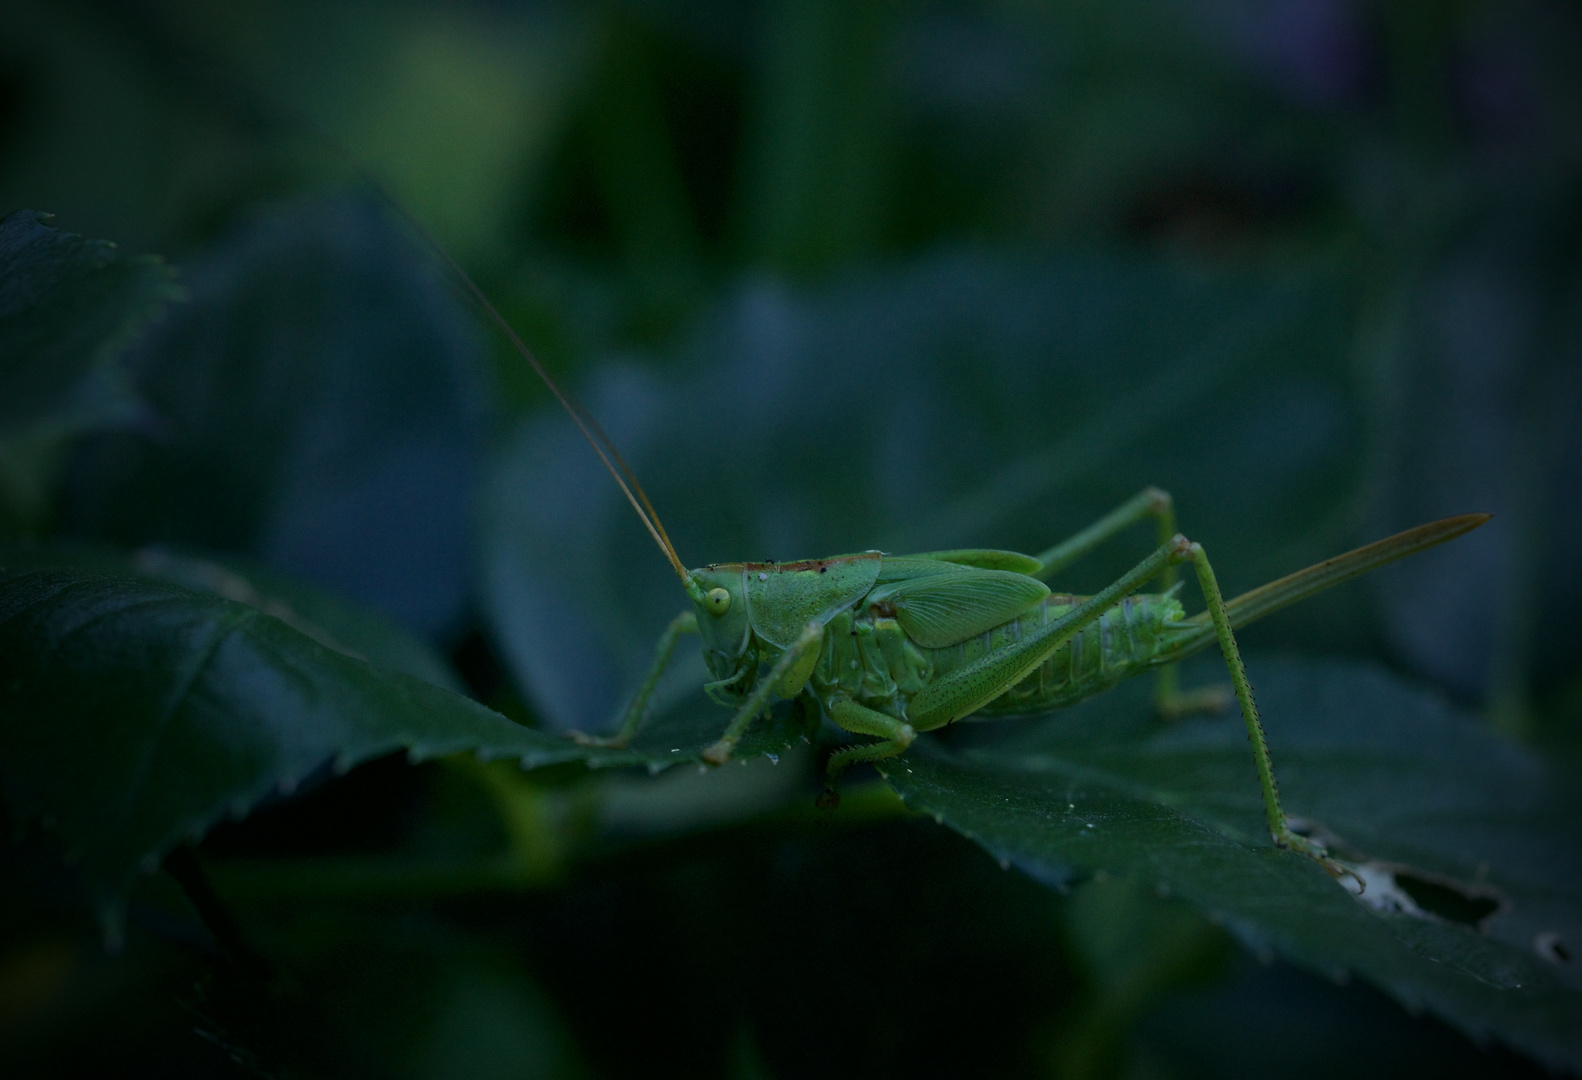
[402,193,1488,876]
[568,491,1485,875]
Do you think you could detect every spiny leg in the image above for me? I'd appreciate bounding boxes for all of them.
[1030,488,1228,718]
[1183,540,1346,877]
[570,610,697,748]
[1031,487,1177,579]
[702,621,824,766]
[819,698,916,809]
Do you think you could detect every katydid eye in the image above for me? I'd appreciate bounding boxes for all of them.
[705,588,732,616]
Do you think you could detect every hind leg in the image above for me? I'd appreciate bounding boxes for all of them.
[1181,539,1352,881]
[1031,489,1229,717]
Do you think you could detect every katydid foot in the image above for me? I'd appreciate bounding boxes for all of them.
[1274,827,1364,892]
[701,738,735,765]
[700,622,825,769]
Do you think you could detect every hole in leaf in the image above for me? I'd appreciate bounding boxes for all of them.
[1393,872,1503,927]
[1342,860,1507,929]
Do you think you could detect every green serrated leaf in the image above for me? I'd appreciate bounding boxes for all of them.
[878,657,1582,1070]
[129,546,467,695]
[0,541,463,692]
[0,559,814,931]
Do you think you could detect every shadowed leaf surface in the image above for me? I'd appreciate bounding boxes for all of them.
[59,198,490,636]
[0,210,177,439]
[0,210,180,534]
[3,542,464,692]
[880,657,1582,1069]
[0,553,813,931]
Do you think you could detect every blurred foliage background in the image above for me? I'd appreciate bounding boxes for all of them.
[1,0,1580,1077]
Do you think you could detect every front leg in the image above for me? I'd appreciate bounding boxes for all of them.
[570,610,697,748]
[702,621,824,765]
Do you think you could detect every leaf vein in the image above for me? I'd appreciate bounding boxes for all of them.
[116,605,250,841]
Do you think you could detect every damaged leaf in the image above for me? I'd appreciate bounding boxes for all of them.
[880,657,1582,1070]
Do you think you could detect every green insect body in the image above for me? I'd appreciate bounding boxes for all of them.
[691,553,1194,734]
[944,590,1191,717]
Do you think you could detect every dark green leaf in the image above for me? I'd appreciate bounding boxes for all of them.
[880,657,1582,1069]
[0,210,180,533]
[0,554,816,929]
[0,210,177,439]
[1,542,463,692]
[59,198,490,636]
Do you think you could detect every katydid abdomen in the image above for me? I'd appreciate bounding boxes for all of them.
[805,588,1187,725]
[953,591,1189,717]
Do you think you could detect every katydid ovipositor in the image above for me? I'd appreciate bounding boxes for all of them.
[412,200,1488,877]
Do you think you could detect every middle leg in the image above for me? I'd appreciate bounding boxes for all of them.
[820,698,916,808]
[1030,486,1178,579]
[702,621,825,765]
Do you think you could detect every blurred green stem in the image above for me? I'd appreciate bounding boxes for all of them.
[741,0,893,275]
[586,8,704,333]
[0,432,64,539]
[1044,878,1229,1080]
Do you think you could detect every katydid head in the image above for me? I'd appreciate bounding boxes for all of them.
[688,565,753,680]
[687,553,886,683]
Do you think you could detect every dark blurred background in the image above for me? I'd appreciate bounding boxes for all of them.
[1,0,1579,1077]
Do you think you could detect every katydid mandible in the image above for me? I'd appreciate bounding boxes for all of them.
[401,195,1489,875]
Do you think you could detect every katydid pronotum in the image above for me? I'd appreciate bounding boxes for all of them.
[413,200,1488,878]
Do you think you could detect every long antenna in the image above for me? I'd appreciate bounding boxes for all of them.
[74,8,693,588]
[364,186,694,589]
